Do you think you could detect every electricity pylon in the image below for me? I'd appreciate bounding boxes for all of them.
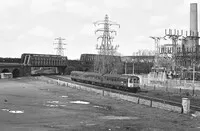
[54,37,66,56]
[93,14,120,74]
[149,36,165,67]
[165,29,183,71]
[94,14,120,55]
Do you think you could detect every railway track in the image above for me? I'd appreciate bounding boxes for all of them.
[45,75,200,112]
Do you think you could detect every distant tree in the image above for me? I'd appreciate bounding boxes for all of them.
[157,57,173,70]
[64,66,75,75]
[94,54,123,74]
[133,49,155,56]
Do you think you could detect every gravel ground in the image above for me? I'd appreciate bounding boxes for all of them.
[0,77,200,131]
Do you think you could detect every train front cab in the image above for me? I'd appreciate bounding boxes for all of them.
[127,76,140,93]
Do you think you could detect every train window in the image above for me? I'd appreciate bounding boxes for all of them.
[124,80,127,84]
[134,78,139,83]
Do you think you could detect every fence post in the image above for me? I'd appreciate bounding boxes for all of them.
[154,85,156,90]
[179,88,181,94]
[57,79,60,85]
[192,85,195,96]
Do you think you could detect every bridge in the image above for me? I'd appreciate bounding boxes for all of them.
[0,53,68,78]
[80,54,154,74]
[21,53,67,67]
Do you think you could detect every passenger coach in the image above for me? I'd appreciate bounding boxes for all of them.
[70,71,140,93]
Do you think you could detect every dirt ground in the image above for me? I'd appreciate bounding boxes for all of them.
[0,77,200,131]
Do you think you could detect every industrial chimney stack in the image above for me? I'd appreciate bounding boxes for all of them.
[190,3,198,37]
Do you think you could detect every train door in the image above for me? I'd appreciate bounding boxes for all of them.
[128,78,134,87]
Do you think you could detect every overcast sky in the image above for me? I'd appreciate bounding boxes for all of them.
[0,0,200,59]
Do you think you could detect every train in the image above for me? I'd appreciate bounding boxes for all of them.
[70,71,140,93]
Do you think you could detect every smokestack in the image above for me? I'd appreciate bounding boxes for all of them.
[190,3,198,36]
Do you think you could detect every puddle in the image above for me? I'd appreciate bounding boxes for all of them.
[2,109,10,111]
[94,106,109,110]
[70,101,90,105]
[45,104,59,107]
[46,101,59,104]
[44,100,68,107]
[100,116,139,120]
[94,106,104,109]
[9,110,24,114]
[60,96,68,98]
[2,109,24,114]
[59,105,66,107]
[86,123,96,126]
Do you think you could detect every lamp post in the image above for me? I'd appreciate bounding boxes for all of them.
[132,59,135,74]
[192,61,195,95]
[190,33,199,96]
[125,60,127,74]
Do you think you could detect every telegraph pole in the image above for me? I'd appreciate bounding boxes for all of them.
[54,37,66,56]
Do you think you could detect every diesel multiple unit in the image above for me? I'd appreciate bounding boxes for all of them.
[70,71,140,93]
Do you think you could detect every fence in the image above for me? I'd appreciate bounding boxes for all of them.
[139,75,200,96]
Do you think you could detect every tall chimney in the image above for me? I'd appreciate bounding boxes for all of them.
[190,3,198,36]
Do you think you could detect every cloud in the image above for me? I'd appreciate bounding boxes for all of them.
[176,0,200,16]
[65,1,100,17]
[30,0,60,14]
[28,26,54,37]
[129,35,155,51]
[104,0,131,9]
[149,15,168,27]
[80,24,95,36]
[17,34,25,40]
[0,24,20,31]
[133,35,147,42]
[150,28,166,36]
[65,35,75,42]
[0,0,25,11]
[142,0,152,10]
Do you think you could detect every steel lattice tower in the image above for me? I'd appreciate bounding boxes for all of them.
[149,36,165,67]
[54,37,66,56]
[94,14,120,55]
